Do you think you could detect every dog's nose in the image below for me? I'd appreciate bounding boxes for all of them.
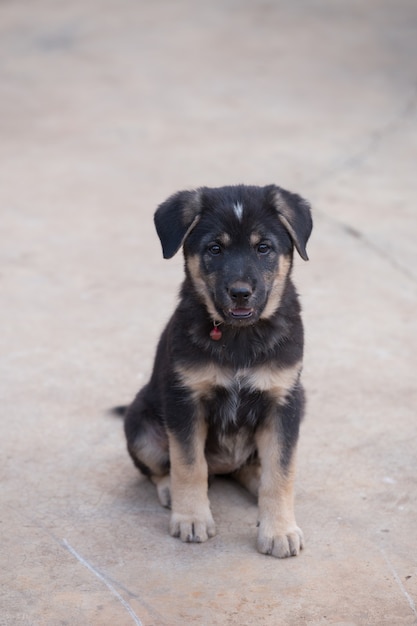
[229,283,252,303]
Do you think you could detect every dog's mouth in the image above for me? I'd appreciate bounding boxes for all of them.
[228,307,254,320]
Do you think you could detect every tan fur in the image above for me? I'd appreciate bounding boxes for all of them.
[273,189,298,244]
[151,474,171,508]
[250,232,262,246]
[168,419,216,542]
[218,232,231,246]
[273,189,309,259]
[130,432,168,477]
[232,462,261,496]
[181,189,201,225]
[175,362,234,398]
[175,360,302,403]
[256,422,303,557]
[244,361,302,397]
[186,255,221,322]
[260,255,291,319]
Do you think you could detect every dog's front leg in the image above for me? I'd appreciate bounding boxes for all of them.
[168,418,215,543]
[255,402,304,558]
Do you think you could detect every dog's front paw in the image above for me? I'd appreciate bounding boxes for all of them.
[257,522,304,558]
[169,511,216,543]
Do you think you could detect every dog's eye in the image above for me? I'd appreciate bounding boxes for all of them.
[257,242,271,255]
[208,244,222,256]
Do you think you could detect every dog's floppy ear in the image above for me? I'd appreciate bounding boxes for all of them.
[272,186,312,261]
[154,189,202,259]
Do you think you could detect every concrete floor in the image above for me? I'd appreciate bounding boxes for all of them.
[1,1,417,624]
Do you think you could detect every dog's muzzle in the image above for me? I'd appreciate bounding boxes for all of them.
[225,281,257,324]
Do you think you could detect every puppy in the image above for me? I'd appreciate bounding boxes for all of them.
[123,184,312,558]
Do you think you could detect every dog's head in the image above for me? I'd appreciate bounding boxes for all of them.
[154,185,312,325]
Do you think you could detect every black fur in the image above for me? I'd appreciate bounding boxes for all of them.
[121,184,312,556]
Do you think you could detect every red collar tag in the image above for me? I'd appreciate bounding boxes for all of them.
[210,323,222,341]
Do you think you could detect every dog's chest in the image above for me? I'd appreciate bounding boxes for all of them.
[202,376,273,473]
[175,361,301,474]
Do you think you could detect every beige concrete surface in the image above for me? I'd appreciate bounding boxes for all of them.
[1,1,417,624]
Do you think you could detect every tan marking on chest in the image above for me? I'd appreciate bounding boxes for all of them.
[175,363,235,397]
[243,362,301,395]
[175,361,302,402]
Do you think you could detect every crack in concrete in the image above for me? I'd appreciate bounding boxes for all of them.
[12,509,165,625]
[314,210,417,289]
[306,82,417,190]
[62,539,144,626]
[380,546,417,622]
[304,82,417,286]
[341,227,417,288]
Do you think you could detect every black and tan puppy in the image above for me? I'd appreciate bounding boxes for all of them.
[123,184,312,558]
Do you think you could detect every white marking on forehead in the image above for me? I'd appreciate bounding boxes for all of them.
[233,202,244,221]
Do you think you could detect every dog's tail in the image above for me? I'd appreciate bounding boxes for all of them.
[109,405,128,418]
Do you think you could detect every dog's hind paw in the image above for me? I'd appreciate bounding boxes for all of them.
[152,475,171,508]
[169,511,216,543]
[257,524,304,558]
